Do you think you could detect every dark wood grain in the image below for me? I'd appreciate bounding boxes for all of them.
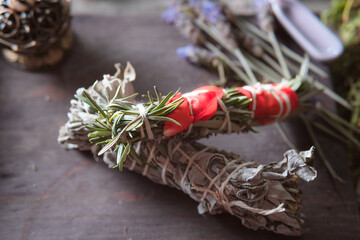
[0,15,359,240]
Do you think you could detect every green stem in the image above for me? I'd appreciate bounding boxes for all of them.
[205,41,251,84]
[268,30,291,79]
[311,121,351,145]
[239,54,282,82]
[195,19,258,84]
[301,115,345,182]
[316,103,360,134]
[234,18,328,78]
[315,110,360,148]
[308,80,353,110]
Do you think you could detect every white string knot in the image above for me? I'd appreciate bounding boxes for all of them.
[137,104,154,139]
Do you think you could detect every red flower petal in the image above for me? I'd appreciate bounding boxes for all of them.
[237,84,298,124]
[192,86,224,99]
[163,93,194,137]
[184,90,218,123]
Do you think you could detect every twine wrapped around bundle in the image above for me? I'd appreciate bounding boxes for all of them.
[58,63,317,236]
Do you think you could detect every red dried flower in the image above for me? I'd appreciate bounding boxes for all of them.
[183,89,218,123]
[192,86,224,99]
[163,93,194,137]
[237,84,298,124]
[163,86,221,137]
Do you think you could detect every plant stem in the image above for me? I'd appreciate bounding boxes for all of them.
[308,80,353,110]
[204,41,251,84]
[268,30,291,79]
[316,103,360,134]
[301,115,345,182]
[195,19,258,84]
[239,54,282,82]
[311,121,351,145]
[315,110,360,148]
[234,18,328,78]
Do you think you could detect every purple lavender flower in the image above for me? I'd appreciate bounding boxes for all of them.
[176,45,196,61]
[188,0,202,7]
[162,5,180,24]
[176,45,217,67]
[201,0,224,23]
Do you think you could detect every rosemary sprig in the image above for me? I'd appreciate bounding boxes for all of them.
[79,88,185,169]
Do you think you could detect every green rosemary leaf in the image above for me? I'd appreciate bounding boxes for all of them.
[107,103,132,111]
[160,105,183,116]
[154,86,162,102]
[126,118,143,132]
[116,143,125,164]
[95,119,111,130]
[150,98,183,116]
[98,133,121,156]
[121,93,138,101]
[88,131,112,138]
[110,85,122,103]
[109,111,122,123]
[95,139,112,146]
[91,121,107,131]
[173,87,181,97]
[148,116,182,126]
[89,136,102,143]
[147,91,155,105]
[153,91,174,111]
[118,143,131,171]
[85,125,110,132]
[75,94,97,112]
[83,91,109,120]
[112,113,124,137]
[123,110,141,115]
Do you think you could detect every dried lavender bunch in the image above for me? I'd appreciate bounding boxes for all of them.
[58,63,317,236]
[163,0,360,182]
[163,0,356,111]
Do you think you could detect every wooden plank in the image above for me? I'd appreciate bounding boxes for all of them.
[0,15,359,240]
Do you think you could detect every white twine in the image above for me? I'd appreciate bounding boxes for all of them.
[165,143,285,217]
[137,104,154,139]
[200,159,238,202]
[216,161,285,216]
[243,83,292,121]
[217,98,232,134]
[179,147,210,192]
[270,89,283,118]
[278,91,292,118]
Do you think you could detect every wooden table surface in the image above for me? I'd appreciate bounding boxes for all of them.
[0,15,359,240]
